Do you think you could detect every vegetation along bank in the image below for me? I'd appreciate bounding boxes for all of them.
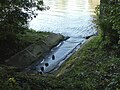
[0,0,120,90]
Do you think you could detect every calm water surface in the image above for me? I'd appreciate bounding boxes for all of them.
[30,0,99,37]
[29,0,99,73]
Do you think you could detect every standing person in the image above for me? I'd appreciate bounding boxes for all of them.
[52,55,55,60]
[45,63,49,67]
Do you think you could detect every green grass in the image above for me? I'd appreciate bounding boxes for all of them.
[19,29,50,44]
[56,35,120,89]
[0,34,120,90]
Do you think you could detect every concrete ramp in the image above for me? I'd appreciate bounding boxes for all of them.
[5,33,64,68]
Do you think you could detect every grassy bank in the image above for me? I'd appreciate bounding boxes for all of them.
[0,34,119,90]
[56,35,120,89]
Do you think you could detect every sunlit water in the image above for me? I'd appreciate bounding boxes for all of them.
[29,0,99,73]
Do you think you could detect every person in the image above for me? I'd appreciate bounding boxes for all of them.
[52,55,55,60]
[40,67,44,72]
[45,63,49,67]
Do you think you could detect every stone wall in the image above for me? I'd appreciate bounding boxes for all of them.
[5,33,64,68]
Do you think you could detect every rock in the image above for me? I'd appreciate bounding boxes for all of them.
[85,35,92,39]
[63,36,70,41]
[84,32,98,39]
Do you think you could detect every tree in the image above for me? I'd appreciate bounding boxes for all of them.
[0,0,44,62]
[0,0,44,34]
[98,0,120,48]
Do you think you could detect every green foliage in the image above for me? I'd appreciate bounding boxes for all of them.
[95,1,120,48]
[0,36,120,90]
[0,0,44,33]
[57,36,120,89]
[0,0,46,62]
[110,4,120,30]
[0,29,50,63]
[0,0,119,90]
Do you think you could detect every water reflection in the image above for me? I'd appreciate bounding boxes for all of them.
[30,0,99,37]
[89,0,100,10]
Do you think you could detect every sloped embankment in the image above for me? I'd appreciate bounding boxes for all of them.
[5,33,64,68]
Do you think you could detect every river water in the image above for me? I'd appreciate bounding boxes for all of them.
[29,0,99,73]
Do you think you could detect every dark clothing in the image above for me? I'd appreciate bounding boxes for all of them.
[45,63,49,67]
[52,55,55,60]
[40,67,44,71]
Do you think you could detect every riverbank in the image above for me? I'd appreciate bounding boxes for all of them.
[54,36,95,77]
[4,31,64,69]
[0,28,65,69]
[55,34,120,89]
[0,29,50,63]
[0,34,119,89]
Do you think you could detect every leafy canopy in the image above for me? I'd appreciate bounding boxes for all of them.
[96,0,120,46]
[0,0,44,62]
[0,0,44,33]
